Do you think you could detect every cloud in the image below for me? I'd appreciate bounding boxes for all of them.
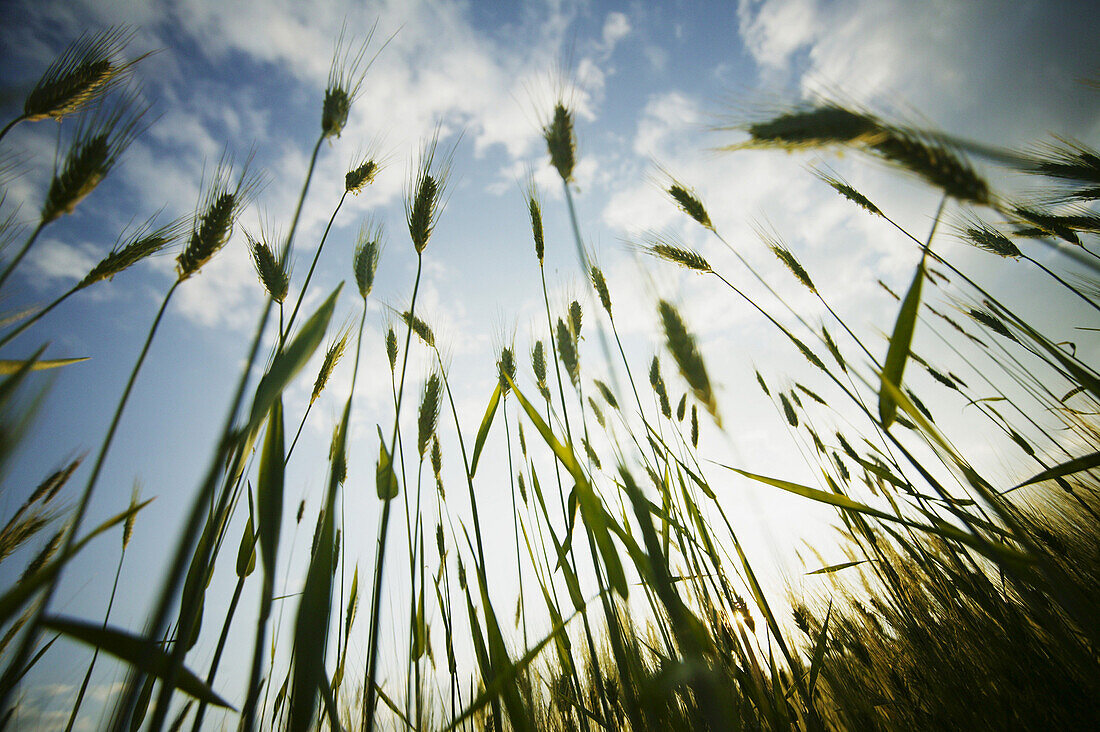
[601,11,632,51]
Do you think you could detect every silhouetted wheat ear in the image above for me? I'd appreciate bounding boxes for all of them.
[658,300,720,426]
[556,317,579,385]
[386,327,398,371]
[960,219,1021,258]
[498,347,517,393]
[768,242,816,293]
[594,379,617,410]
[871,128,990,204]
[590,266,611,315]
[353,219,383,298]
[23,26,138,122]
[544,102,576,182]
[418,372,442,458]
[667,183,713,230]
[531,340,548,397]
[649,355,671,419]
[743,105,882,149]
[644,238,711,272]
[40,96,145,224]
[345,158,379,194]
[406,136,451,255]
[177,158,261,280]
[321,23,379,138]
[1026,137,1100,201]
[402,311,435,347]
[528,191,545,264]
[814,169,882,216]
[569,301,582,338]
[312,329,350,403]
[79,216,185,289]
[246,229,289,303]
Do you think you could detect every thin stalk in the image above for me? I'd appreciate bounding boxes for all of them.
[0,115,25,145]
[116,131,325,732]
[282,189,349,343]
[0,283,79,348]
[0,222,45,290]
[63,544,127,732]
[364,255,423,732]
[189,572,245,732]
[0,279,180,715]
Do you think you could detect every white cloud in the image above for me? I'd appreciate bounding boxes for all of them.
[602,11,632,50]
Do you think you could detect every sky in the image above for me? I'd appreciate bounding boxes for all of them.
[1,0,1098,728]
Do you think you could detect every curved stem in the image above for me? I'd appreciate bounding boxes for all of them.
[1023,254,1100,314]
[0,115,25,145]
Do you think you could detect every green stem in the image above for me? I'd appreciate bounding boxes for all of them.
[0,115,25,145]
[63,544,126,732]
[0,222,45,291]
[0,284,79,349]
[0,280,179,716]
[282,190,349,343]
[189,573,245,732]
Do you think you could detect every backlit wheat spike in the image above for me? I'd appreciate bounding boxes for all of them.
[353,219,383,299]
[418,372,442,459]
[813,168,882,217]
[79,215,186,290]
[1026,136,1100,201]
[402,310,435,348]
[741,104,883,149]
[871,128,990,205]
[766,237,816,293]
[642,234,711,272]
[569,300,582,338]
[594,379,617,410]
[556,317,579,385]
[386,327,398,371]
[322,22,381,138]
[40,94,147,225]
[245,228,289,303]
[526,180,545,264]
[498,347,517,393]
[176,153,262,280]
[23,26,143,123]
[666,180,714,230]
[588,397,605,427]
[658,300,719,426]
[406,133,453,254]
[779,393,798,427]
[960,218,1021,258]
[544,102,576,182]
[690,405,698,447]
[590,266,611,315]
[312,327,351,404]
[531,340,548,398]
[345,151,381,194]
[649,355,671,419]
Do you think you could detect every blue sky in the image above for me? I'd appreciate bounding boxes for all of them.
[1,0,1098,728]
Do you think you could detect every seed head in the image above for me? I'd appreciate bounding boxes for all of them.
[40,94,147,225]
[79,215,185,290]
[590,266,611,315]
[321,24,381,139]
[676,393,686,422]
[24,26,144,123]
[658,300,719,427]
[642,235,711,272]
[588,397,605,427]
[768,240,816,293]
[353,219,383,299]
[312,327,351,404]
[526,182,545,264]
[871,128,990,205]
[544,102,577,182]
[406,134,453,255]
[569,300,582,339]
[386,327,398,372]
[961,219,1020,258]
[177,154,262,281]
[418,372,442,459]
[402,311,435,348]
[742,105,882,149]
[649,356,671,419]
[594,379,618,410]
[667,182,713,230]
[532,341,548,399]
[498,347,517,393]
[556,317,579,386]
[431,436,442,478]
[813,168,882,217]
[345,157,379,194]
[246,227,290,303]
[690,405,699,448]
